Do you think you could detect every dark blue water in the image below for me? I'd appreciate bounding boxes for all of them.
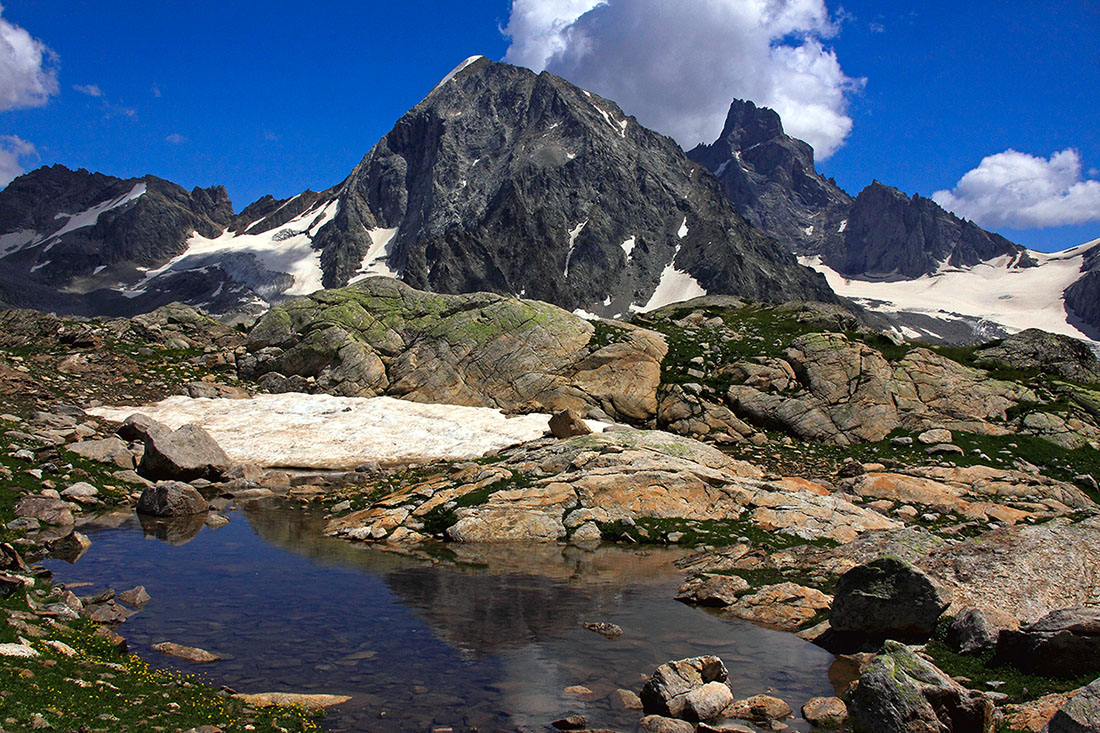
[45,503,838,732]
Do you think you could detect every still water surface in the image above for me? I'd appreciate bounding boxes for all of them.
[46,502,838,732]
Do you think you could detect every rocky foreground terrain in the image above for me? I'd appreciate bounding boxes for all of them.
[2,278,1099,732]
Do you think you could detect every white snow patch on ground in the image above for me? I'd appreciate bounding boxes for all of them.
[678,218,689,239]
[564,220,588,278]
[838,220,848,233]
[40,183,147,246]
[632,246,708,313]
[349,227,400,283]
[802,240,1100,343]
[620,235,636,260]
[434,55,485,91]
[603,295,613,307]
[88,394,607,470]
[131,199,339,297]
[573,308,600,321]
[804,225,814,236]
[714,160,731,177]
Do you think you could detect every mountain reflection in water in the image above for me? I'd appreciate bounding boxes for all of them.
[46,501,836,732]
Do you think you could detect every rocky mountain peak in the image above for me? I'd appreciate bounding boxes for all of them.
[687,99,852,256]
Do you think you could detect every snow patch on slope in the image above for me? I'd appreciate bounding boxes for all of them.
[40,183,147,248]
[564,220,587,278]
[434,55,485,91]
[350,227,400,283]
[803,240,1100,343]
[632,245,708,313]
[88,394,607,470]
[131,199,339,298]
[620,235,636,260]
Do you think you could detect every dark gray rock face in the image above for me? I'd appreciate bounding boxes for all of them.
[690,100,1032,280]
[687,99,851,255]
[1064,242,1100,339]
[0,164,243,316]
[833,181,1034,278]
[135,482,208,517]
[849,640,995,733]
[995,606,1100,678]
[975,328,1100,383]
[1047,677,1100,733]
[313,59,835,314]
[138,424,230,482]
[946,608,1018,655]
[830,557,950,638]
[0,63,836,321]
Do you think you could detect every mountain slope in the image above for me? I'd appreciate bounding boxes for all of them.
[308,57,834,315]
[0,59,836,321]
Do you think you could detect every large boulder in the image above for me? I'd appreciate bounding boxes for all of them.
[136,482,209,517]
[14,495,74,526]
[830,557,949,638]
[138,423,230,482]
[849,641,995,733]
[975,329,1100,384]
[237,278,667,423]
[1046,677,1100,732]
[995,607,1100,678]
[67,437,135,469]
[640,656,730,719]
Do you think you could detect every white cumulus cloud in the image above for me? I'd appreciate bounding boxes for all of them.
[0,134,36,187]
[502,0,862,157]
[933,149,1100,229]
[0,3,58,111]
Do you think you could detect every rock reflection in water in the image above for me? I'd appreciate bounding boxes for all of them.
[138,511,207,545]
[45,501,836,732]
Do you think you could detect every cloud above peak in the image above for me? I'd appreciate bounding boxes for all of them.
[933,149,1100,229]
[0,134,37,187]
[0,4,58,112]
[503,0,862,158]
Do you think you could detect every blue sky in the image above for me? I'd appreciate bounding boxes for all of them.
[1,0,1098,252]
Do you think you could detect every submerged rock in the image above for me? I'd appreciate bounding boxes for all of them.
[641,655,730,719]
[136,482,208,518]
[152,641,221,663]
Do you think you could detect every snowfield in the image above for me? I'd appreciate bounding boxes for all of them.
[88,393,607,470]
[127,199,340,298]
[802,237,1100,345]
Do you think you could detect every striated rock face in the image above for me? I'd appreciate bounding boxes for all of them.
[921,517,1100,624]
[0,165,240,317]
[829,181,1031,279]
[849,641,995,733]
[239,277,667,422]
[689,100,1028,281]
[726,332,1033,444]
